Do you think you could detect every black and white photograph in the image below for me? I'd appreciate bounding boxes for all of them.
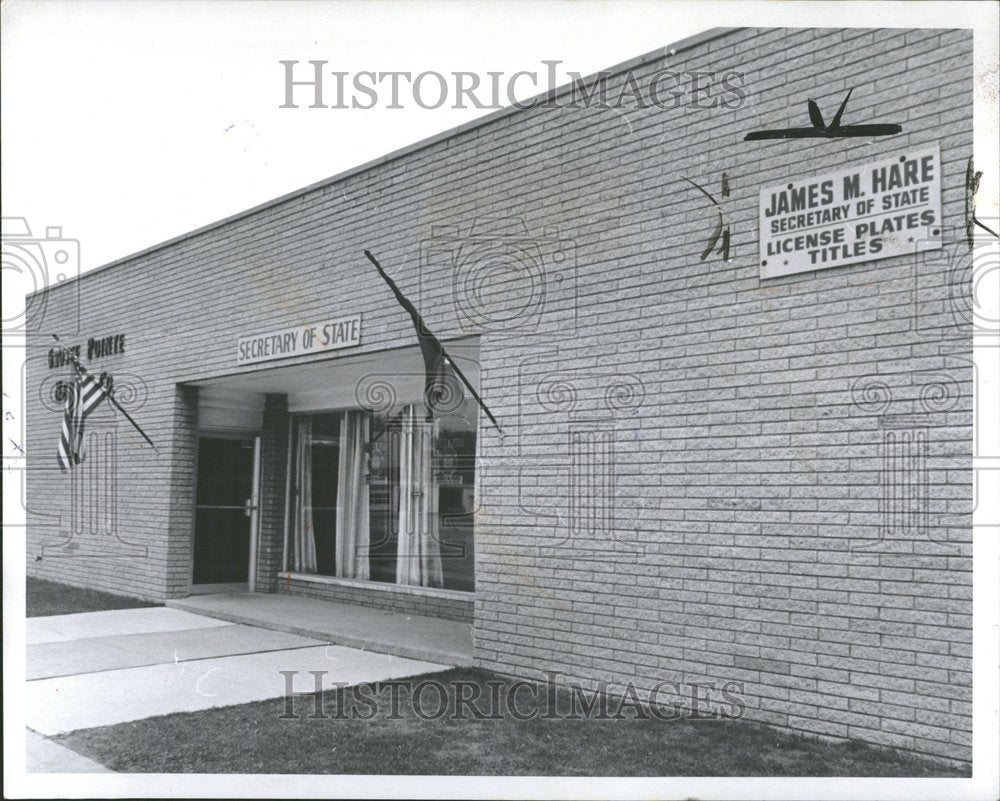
[2,1,998,799]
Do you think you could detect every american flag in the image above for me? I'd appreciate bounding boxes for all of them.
[57,365,110,472]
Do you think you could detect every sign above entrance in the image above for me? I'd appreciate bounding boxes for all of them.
[759,145,942,279]
[236,314,362,366]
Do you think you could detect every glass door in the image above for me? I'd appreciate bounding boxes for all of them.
[193,435,258,586]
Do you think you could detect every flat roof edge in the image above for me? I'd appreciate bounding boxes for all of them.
[28,26,740,299]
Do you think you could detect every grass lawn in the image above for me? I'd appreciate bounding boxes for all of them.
[56,668,968,776]
[26,577,160,617]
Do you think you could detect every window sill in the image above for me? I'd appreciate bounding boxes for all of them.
[278,572,474,601]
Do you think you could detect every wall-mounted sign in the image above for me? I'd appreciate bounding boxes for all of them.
[759,145,942,279]
[48,333,126,369]
[236,314,362,366]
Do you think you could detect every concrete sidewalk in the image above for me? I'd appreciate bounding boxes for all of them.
[27,643,448,735]
[25,729,111,773]
[29,622,324,679]
[27,607,229,645]
[167,592,473,666]
[25,604,452,768]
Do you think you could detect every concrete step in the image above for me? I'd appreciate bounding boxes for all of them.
[166,592,473,667]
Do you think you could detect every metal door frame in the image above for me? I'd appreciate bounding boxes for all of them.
[189,431,261,592]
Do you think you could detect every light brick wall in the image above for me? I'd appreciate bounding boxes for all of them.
[255,394,290,592]
[26,27,973,762]
[277,576,474,622]
[165,384,199,597]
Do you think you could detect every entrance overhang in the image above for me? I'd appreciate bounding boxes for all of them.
[185,337,480,415]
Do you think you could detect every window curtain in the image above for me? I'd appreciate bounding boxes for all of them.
[396,404,443,587]
[336,410,371,579]
[292,416,317,573]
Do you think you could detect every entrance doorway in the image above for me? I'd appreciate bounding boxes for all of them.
[192,435,260,589]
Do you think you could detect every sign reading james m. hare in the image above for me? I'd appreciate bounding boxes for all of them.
[759,145,942,279]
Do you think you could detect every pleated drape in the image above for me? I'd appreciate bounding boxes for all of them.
[335,410,371,579]
[396,405,443,587]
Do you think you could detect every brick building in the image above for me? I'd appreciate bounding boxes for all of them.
[25,27,974,763]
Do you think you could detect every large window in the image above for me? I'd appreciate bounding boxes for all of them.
[289,399,476,592]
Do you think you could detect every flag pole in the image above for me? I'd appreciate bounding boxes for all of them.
[51,335,159,453]
[363,250,503,435]
[440,352,502,434]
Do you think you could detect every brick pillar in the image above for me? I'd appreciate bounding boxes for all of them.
[255,393,289,592]
[164,383,199,598]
